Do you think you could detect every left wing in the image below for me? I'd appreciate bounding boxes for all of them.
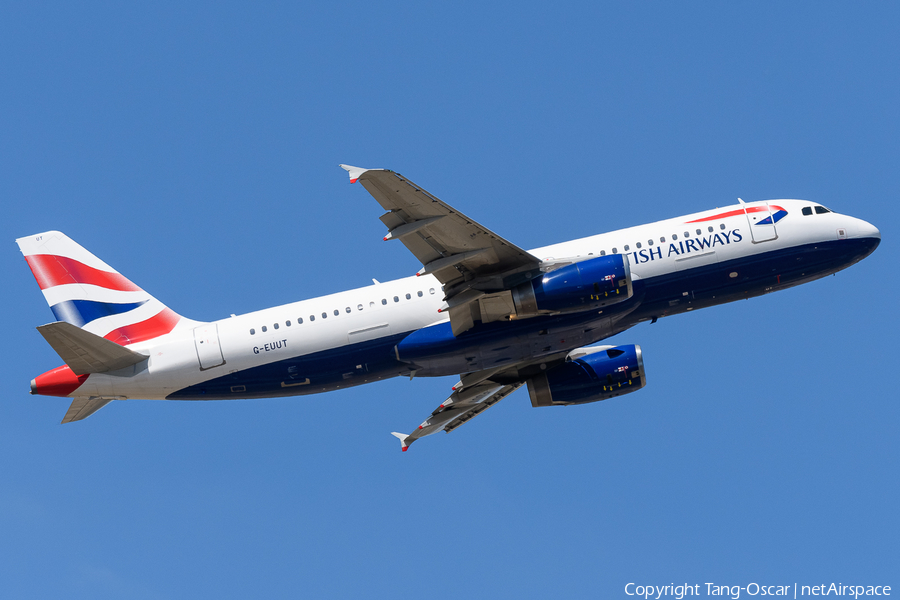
[391,380,525,451]
[341,165,542,335]
[389,353,570,451]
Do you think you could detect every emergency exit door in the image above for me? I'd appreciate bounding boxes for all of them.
[193,324,225,370]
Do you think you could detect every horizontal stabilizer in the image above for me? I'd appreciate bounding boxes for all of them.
[62,396,113,423]
[37,321,148,375]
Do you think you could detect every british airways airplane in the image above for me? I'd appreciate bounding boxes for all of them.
[17,165,880,450]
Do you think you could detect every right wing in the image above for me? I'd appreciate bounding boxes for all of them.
[341,165,543,335]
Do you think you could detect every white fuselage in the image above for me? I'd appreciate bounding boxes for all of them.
[63,199,880,401]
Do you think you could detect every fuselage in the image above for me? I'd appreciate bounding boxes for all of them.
[33,199,880,402]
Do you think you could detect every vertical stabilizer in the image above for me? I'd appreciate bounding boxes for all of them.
[16,231,189,346]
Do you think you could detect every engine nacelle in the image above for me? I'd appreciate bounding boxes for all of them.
[512,255,632,317]
[528,344,646,406]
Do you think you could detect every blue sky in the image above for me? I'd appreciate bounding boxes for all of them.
[1,2,897,598]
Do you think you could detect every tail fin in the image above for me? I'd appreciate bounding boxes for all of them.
[16,231,187,346]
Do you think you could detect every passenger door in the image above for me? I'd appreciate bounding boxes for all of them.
[193,324,225,370]
[742,200,778,243]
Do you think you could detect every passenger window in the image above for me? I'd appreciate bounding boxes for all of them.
[382,299,387,305]
[429,288,435,294]
[636,242,642,249]
[358,304,363,310]
[369,301,375,308]
[802,207,813,216]
[696,229,702,235]
[346,307,351,313]
[672,234,677,240]
[406,293,411,300]
[815,206,830,214]
[624,245,630,251]
[262,326,267,332]
[612,248,618,254]
[417,291,423,297]
[322,312,327,319]
[250,328,256,335]
[286,320,291,327]
[708,226,713,233]
[660,237,665,243]
[298,317,303,324]
[719,224,726,230]
[684,231,690,237]
[393,296,399,303]
[273,323,279,330]
[600,250,606,256]
[333,309,339,316]
[648,239,653,246]
[310,315,315,321]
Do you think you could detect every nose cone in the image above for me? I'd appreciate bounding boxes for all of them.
[849,217,880,260]
[856,218,881,241]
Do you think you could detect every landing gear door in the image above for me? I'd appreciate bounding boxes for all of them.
[194,324,225,370]
[741,199,778,243]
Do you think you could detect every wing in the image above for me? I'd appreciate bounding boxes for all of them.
[389,353,570,451]
[391,380,525,451]
[341,165,542,335]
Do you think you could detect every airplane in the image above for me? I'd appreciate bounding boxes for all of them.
[17,165,881,450]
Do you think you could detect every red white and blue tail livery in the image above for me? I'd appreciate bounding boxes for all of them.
[18,231,189,344]
[16,166,881,447]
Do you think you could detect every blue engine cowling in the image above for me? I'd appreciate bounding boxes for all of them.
[527,344,645,406]
[512,254,632,317]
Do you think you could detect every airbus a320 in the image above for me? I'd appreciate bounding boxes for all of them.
[17,165,880,450]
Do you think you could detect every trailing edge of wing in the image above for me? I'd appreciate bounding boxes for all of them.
[37,321,148,375]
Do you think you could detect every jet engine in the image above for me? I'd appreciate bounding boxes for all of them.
[528,344,645,406]
[512,255,632,317]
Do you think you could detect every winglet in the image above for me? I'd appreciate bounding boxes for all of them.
[339,164,370,184]
[390,431,411,452]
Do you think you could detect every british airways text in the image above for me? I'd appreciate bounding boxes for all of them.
[631,229,743,264]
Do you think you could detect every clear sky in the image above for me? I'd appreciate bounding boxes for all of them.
[1,2,897,598]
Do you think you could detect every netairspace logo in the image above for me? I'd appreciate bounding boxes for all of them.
[624,583,892,599]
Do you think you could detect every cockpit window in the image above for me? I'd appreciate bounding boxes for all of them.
[815,206,831,214]
[802,207,813,216]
